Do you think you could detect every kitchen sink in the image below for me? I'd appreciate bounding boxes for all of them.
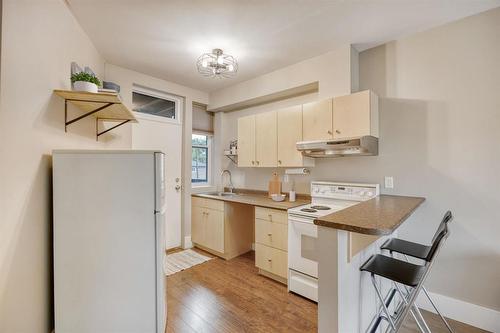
[207,192,237,197]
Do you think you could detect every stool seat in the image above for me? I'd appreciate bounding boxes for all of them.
[381,238,431,261]
[360,254,426,287]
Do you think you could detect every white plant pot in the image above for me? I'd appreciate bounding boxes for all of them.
[73,81,98,93]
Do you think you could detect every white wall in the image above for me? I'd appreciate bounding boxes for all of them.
[211,7,500,315]
[0,1,129,332]
[104,64,209,243]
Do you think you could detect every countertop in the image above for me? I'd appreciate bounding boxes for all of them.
[314,195,425,235]
[192,192,310,211]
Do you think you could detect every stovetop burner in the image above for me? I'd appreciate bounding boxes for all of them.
[310,205,331,210]
[300,208,318,213]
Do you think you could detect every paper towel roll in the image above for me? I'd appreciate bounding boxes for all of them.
[285,168,310,175]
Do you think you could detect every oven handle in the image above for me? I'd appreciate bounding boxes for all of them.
[288,214,316,224]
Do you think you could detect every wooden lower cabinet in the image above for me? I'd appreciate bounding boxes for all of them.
[254,207,288,284]
[255,243,288,280]
[191,198,253,260]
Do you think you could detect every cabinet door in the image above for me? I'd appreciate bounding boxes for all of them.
[255,111,277,167]
[277,105,303,167]
[302,99,333,141]
[205,208,225,253]
[237,115,256,167]
[333,90,371,139]
[191,206,206,247]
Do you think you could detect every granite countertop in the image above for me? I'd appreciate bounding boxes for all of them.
[314,195,425,235]
[192,192,310,211]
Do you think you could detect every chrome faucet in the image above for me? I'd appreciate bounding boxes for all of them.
[220,169,234,193]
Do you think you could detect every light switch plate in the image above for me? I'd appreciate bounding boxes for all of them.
[384,176,394,189]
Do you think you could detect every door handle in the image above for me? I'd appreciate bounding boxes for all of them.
[175,185,181,191]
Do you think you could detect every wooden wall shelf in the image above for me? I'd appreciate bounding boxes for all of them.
[54,90,137,141]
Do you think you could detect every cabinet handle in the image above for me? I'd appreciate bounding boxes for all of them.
[327,130,333,135]
[268,214,272,221]
[278,160,282,165]
[267,259,272,262]
[256,161,260,165]
[251,161,255,165]
[335,129,341,134]
[267,233,272,237]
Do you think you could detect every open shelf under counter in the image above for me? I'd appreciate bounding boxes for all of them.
[53,89,138,141]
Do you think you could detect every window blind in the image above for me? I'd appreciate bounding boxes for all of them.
[192,103,214,134]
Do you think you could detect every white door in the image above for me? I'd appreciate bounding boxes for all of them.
[132,87,183,250]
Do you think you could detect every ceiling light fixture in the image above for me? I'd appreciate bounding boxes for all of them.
[197,48,238,78]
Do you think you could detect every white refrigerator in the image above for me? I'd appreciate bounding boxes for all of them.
[53,150,166,333]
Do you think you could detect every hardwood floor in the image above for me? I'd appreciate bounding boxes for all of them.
[166,250,488,333]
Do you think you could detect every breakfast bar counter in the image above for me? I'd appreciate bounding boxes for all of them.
[315,194,426,333]
[314,194,425,235]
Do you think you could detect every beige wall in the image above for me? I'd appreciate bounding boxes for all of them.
[212,45,356,193]
[0,1,130,332]
[212,8,500,311]
[209,45,356,110]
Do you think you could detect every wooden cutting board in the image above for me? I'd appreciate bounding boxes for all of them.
[268,172,281,198]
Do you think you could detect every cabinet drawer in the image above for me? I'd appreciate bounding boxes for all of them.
[255,218,287,251]
[255,207,287,224]
[192,197,224,212]
[255,243,288,278]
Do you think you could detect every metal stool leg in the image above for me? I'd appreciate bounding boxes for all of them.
[402,255,454,333]
[422,286,454,333]
[393,282,428,333]
[371,274,396,330]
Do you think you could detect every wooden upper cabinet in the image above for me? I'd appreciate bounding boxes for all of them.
[302,99,333,141]
[255,111,277,167]
[277,105,314,167]
[237,115,256,167]
[332,90,379,139]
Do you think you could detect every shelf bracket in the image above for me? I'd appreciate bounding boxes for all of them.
[225,155,238,164]
[64,100,115,132]
[96,118,131,141]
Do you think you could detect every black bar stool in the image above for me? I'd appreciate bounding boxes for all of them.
[381,211,454,333]
[360,212,451,332]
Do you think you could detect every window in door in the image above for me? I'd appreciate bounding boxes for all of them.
[131,86,181,123]
[192,134,211,184]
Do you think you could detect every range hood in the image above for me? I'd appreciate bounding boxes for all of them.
[296,136,378,158]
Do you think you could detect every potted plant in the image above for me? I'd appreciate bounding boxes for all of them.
[71,72,101,93]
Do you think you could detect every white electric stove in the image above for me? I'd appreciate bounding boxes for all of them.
[287,181,380,302]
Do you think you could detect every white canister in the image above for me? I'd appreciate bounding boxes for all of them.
[289,190,296,202]
[73,81,98,93]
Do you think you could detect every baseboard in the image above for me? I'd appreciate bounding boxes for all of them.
[183,236,193,249]
[416,291,500,332]
[251,242,255,251]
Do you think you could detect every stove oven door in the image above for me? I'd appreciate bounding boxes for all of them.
[288,214,318,278]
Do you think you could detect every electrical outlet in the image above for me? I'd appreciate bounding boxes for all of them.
[384,176,394,189]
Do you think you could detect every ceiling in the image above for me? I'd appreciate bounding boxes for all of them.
[68,0,500,93]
